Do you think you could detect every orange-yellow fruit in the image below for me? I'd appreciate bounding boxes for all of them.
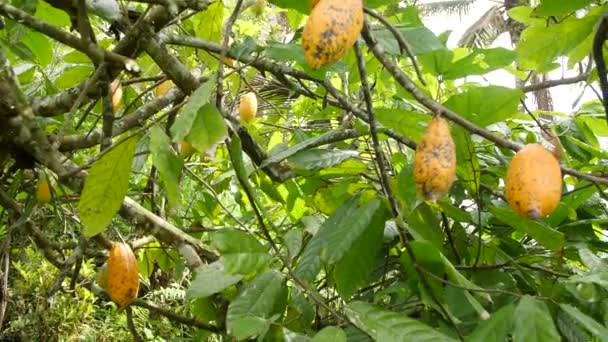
[111,80,122,112]
[107,243,139,308]
[155,80,175,97]
[225,57,236,66]
[505,144,562,218]
[413,116,456,201]
[179,140,195,158]
[36,178,52,203]
[302,0,364,69]
[239,92,258,123]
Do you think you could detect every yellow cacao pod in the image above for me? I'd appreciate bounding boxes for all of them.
[179,140,195,158]
[36,178,52,203]
[302,0,364,69]
[505,144,562,218]
[239,92,258,123]
[110,80,122,112]
[155,80,175,97]
[413,116,456,201]
[107,243,139,308]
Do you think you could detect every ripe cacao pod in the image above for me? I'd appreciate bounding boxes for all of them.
[107,243,139,308]
[110,80,122,112]
[505,144,562,218]
[178,140,195,158]
[239,92,258,123]
[302,0,364,69]
[413,116,456,201]
[36,177,51,203]
[155,80,175,97]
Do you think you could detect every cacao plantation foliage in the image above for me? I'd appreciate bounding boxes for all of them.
[2,0,608,341]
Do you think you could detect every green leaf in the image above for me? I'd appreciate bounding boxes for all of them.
[318,197,387,265]
[346,301,458,342]
[186,103,228,152]
[394,164,417,216]
[79,137,138,237]
[288,149,359,171]
[443,48,517,80]
[211,229,271,275]
[443,86,522,127]
[312,326,347,342]
[452,126,480,194]
[170,77,217,142]
[375,108,430,142]
[512,296,560,342]
[55,65,93,89]
[186,261,244,300]
[406,203,444,250]
[372,26,446,56]
[226,270,288,340]
[149,126,183,210]
[268,0,309,14]
[516,12,599,72]
[534,0,592,17]
[467,304,514,342]
[490,206,565,251]
[261,130,363,168]
[333,209,385,297]
[560,304,608,341]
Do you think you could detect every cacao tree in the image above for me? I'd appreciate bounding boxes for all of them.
[0,0,608,341]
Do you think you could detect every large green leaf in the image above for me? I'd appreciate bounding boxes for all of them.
[186,103,228,152]
[346,301,458,342]
[312,326,347,342]
[372,26,446,56]
[516,10,599,72]
[560,304,608,341]
[443,48,517,80]
[512,296,560,342]
[170,77,217,142]
[226,270,288,340]
[467,304,514,342]
[333,208,385,297]
[149,126,183,210]
[443,86,522,128]
[452,126,480,194]
[79,137,138,237]
[211,229,271,275]
[490,207,565,251]
[186,261,243,300]
[533,0,593,19]
[375,108,430,142]
[406,203,444,250]
[288,149,359,171]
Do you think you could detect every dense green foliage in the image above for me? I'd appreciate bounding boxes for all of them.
[1,0,608,341]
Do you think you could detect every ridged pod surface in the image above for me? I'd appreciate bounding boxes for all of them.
[505,144,562,218]
[239,92,258,123]
[413,116,456,201]
[107,243,139,308]
[302,0,364,69]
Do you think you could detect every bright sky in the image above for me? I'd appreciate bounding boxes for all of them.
[420,0,597,114]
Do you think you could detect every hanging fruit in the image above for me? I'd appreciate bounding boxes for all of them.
[505,144,562,218]
[36,176,52,203]
[178,140,195,158]
[302,0,364,69]
[107,243,140,308]
[413,116,457,201]
[110,79,122,112]
[155,79,175,97]
[239,92,258,123]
